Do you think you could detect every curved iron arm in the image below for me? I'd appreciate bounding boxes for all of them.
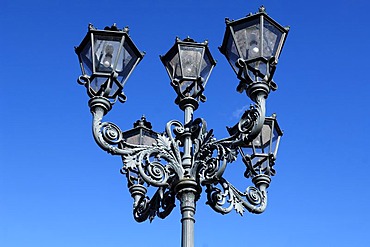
[205,175,270,215]
[226,92,266,147]
[188,114,274,216]
[89,97,134,155]
[89,96,185,187]
[88,97,184,222]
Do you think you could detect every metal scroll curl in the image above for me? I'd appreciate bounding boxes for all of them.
[121,137,184,187]
[101,122,123,145]
[191,119,237,183]
[130,187,176,222]
[227,93,266,147]
[205,177,268,216]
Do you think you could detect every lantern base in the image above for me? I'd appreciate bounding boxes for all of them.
[88,96,112,115]
[178,97,199,111]
[246,82,270,103]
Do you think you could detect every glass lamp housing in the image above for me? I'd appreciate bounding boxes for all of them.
[75,24,144,99]
[219,7,289,83]
[160,37,216,99]
[239,115,283,177]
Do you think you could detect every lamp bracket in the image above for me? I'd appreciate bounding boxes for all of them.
[88,94,275,221]
[235,57,278,94]
[171,77,206,108]
[227,93,266,146]
[205,175,270,215]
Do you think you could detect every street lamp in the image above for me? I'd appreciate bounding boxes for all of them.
[75,23,144,103]
[75,6,288,247]
[160,37,216,106]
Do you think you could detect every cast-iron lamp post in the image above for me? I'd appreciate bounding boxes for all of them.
[75,6,288,247]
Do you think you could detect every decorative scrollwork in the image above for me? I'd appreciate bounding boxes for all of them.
[166,119,185,148]
[118,92,127,103]
[88,94,277,222]
[245,186,262,205]
[131,186,176,223]
[190,119,237,183]
[205,177,268,216]
[238,105,259,134]
[101,122,123,144]
[77,74,90,85]
[119,131,185,188]
[227,93,266,146]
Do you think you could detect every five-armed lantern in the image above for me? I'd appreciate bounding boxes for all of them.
[219,6,289,94]
[160,37,216,105]
[75,24,144,102]
[74,7,289,247]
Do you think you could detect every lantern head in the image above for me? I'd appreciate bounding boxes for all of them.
[219,6,289,91]
[75,24,144,102]
[161,37,216,104]
[236,114,283,178]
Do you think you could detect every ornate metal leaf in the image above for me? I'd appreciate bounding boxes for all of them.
[123,155,137,170]
[232,197,245,216]
[156,134,171,150]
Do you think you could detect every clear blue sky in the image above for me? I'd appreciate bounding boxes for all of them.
[1,0,370,246]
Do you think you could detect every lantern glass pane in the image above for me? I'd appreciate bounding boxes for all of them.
[263,19,283,58]
[94,35,123,73]
[169,52,181,79]
[270,123,280,154]
[233,18,261,61]
[179,45,203,79]
[225,34,240,73]
[125,133,140,145]
[200,49,213,83]
[179,80,196,96]
[247,60,267,81]
[252,123,272,153]
[124,129,157,146]
[142,129,158,146]
[116,41,139,84]
[90,77,108,94]
[79,40,93,76]
[162,47,181,80]
[108,80,122,98]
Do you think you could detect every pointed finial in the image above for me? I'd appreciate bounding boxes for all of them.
[123,26,130,33]
[259,5,266,13]
[104,23,119,31]
[88,23,95,30]
[133,115,153,129]
[183,36,195,42]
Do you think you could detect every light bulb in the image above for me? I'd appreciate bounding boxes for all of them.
[102,56,112,67]
[183,59,197,77]
[252,46,259,54]
[102,44,114,68]
[248,33,260,58]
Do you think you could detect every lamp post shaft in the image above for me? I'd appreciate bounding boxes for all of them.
[179,102,197,247]
[182,103,194,170]
[180,190,196,247]
[176,179,199,247]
